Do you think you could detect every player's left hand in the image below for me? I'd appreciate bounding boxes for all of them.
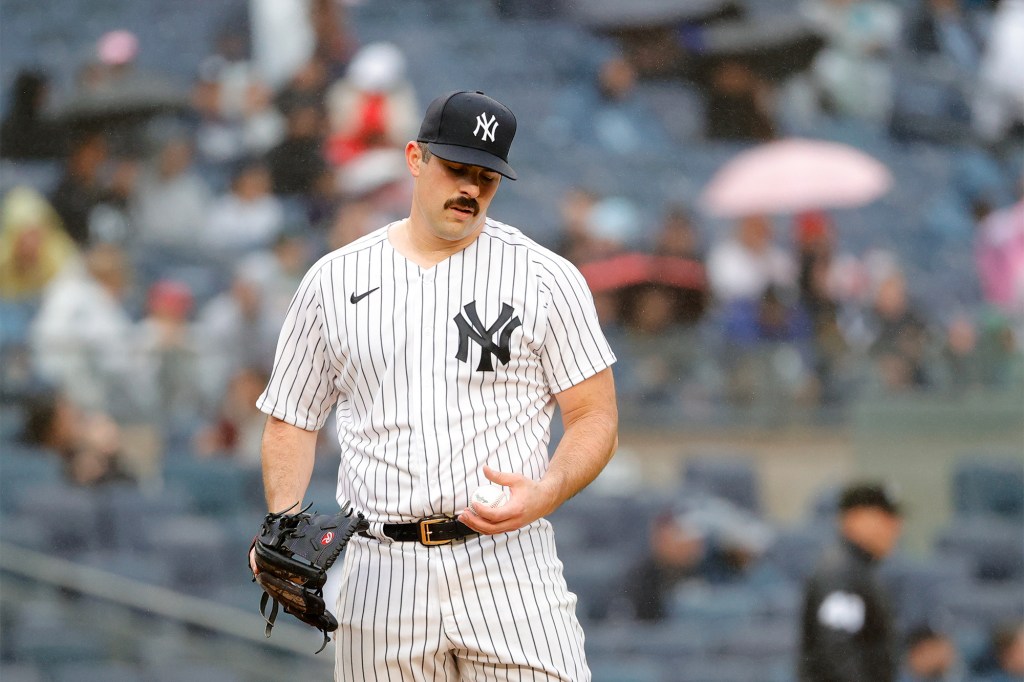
[457,465,559,535]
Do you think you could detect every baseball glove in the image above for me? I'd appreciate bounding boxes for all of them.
[250,501,368,653]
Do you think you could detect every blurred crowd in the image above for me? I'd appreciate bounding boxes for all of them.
[0,0,1020,482]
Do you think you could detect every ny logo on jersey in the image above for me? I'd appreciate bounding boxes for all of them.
[473,112,498,143]
[453,301,522,372]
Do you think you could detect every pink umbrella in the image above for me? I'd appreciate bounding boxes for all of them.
[699,138,893,218]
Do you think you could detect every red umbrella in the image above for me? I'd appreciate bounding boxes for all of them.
[698,138,893,218]
[579,253,706,293]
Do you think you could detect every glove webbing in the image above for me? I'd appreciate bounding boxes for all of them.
[259,589,332,654]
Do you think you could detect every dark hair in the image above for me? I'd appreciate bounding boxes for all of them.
[905,624,945,650]
[8,69,48,118]
[20,389,60,447]
[417,142,432,163]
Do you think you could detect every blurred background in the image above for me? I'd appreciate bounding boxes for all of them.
[0,0,1021,680]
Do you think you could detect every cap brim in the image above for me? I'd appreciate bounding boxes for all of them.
[426,142,517,180]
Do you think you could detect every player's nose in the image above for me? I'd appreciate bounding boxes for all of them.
[458,179,481,198]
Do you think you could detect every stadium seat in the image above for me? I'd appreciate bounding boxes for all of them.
[936,580,1024,631]
[759,522,832,584]
[162,456,261,516]
[0,447,63,514]
[561,548,633,622]
[74,549,174,587]
[682,454,762,514]
[952,455,1024,521]
[50,661,146,682]
[8,623,108,669]
[716,620,799,663]
[9,482,104,556]
[668,656,776,682]
[667,583,766,633]
[934,517,1024,582]
[0,664,45,682]
[146,662,244,682]
[620,621,710,661]
[146,514,236,595]
[97,482,194,551]
[880,552,975,630]
[590,656,665,682]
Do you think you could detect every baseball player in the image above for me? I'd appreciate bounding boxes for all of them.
[253,90,618,680]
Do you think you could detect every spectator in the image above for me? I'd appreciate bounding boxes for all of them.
[137,279,200,426]
[48,131,117,246]
[800,0,903,124]
[235,226,312,327]
[899,625,960,682]
[972,0,1024,146]
[0,69,67,160]
[249,0,316,92]
[72,30,186,159]
[975,310,1024,390]
[794,211,850,403]
[193,265,279,407]
[720,286,818,408]
[327,196,391,251]
[309,0,359,76]
[974,194,1024,319]
[264,103,328,196]
[191,54,286,167]
[332,147,412,225]
[904,0,983,71]
[702,59,777,142]
[623,509,708,621]
[544,54,674,155]
[934,313,985,394]
[130,133,212,249]
[866,271,933,392]
[707,214,796,305]
[193,365,269,465]
[275,55,332,119]
[201,159,283,255]
[21,387,135,486]
[614,282,707,407]
[799,481,904,682]
[325,41,419,167]
[554,186,601,264]
[652,204,703,261]
[0,186,78,301]
[29,243,154,418]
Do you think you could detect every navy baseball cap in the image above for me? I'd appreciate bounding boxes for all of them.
[417,90,517,180]
[838,481,904,516]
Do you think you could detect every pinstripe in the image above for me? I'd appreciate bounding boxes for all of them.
[259,219,612,680]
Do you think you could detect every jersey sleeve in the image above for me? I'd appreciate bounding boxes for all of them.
[256,263,341,431]
[538,257,616,393]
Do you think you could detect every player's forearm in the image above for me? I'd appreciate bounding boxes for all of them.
[541,409,618,514]
[259,415,319,513]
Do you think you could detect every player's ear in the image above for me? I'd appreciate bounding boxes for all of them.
[406,141,424,177]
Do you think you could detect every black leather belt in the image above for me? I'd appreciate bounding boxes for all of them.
[360,514,478,546]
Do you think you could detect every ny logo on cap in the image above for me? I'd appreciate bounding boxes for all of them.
[473,112,498,143]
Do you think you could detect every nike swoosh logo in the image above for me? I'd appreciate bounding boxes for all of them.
[349,287,379,304]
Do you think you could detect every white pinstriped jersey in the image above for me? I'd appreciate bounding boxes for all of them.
[256,217,616,522]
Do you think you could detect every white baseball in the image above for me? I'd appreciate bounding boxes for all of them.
[470,484,510,514]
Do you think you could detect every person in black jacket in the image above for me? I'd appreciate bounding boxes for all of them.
[799,481,904,682]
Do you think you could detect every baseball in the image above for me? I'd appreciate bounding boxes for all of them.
[470,484,510,514]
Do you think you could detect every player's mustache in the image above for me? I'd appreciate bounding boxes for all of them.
[445,197,479,215]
